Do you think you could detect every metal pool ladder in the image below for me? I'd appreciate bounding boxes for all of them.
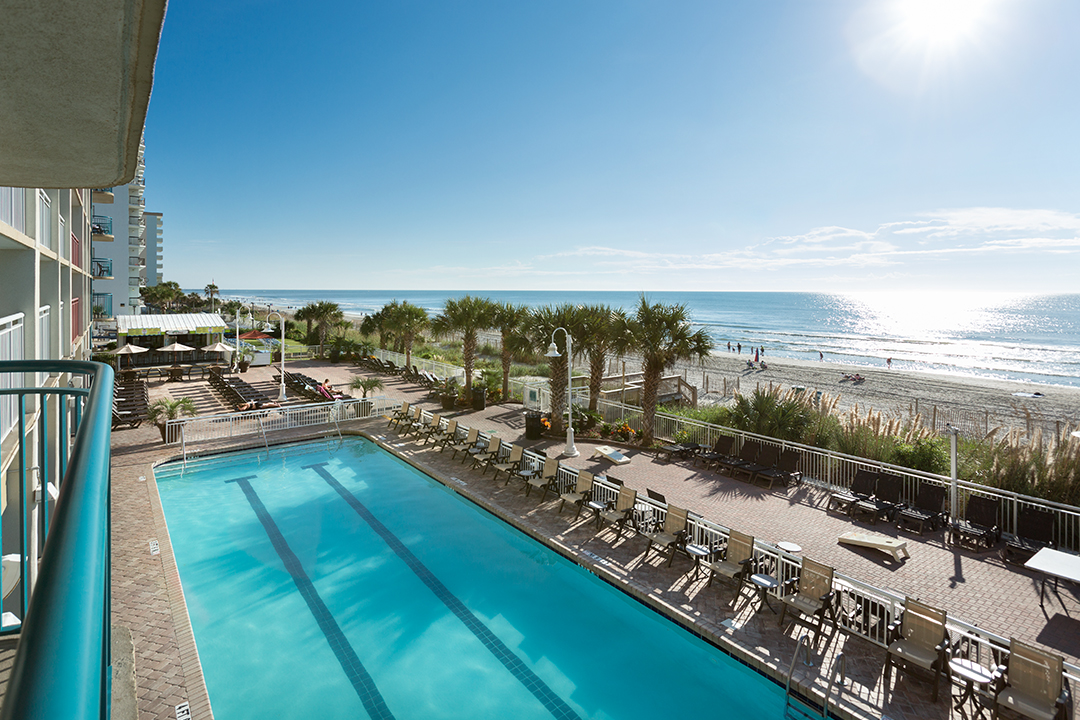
[784,634,814,717]
[821,653,847,719]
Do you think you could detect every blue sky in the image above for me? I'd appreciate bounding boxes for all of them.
[146,0,1080,292]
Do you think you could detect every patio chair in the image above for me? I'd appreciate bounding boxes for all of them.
[643,505,689,567]
[897,484,947,535]
[697,435,736,468]
[706,530,756,597]
[778,557,838,649]
[755,449,803,490]
[827,469,877,515]
[430,419,458,451]
[489,444,523,481]
[716,440,761,479]
[469,436,502,472]
[598,485,638,537]
[416,414,443,444]
[949,495,1002,551]
[646,488,666,503]
[399,406,424,436]
[448,427,480,461]
[559,471,595,518]
[734,445,779,482]
[1003,507,1056,565]
[525,457,560,498]
[388,401,411,429]
[852,473,905,525]
[883,597,950,702]
[992,638,1071,720]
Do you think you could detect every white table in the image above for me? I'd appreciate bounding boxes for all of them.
[750,573,779,614]
[1024,547,1080,608]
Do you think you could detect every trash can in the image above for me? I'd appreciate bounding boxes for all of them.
[472,385,487,411]
[525,411,543,441]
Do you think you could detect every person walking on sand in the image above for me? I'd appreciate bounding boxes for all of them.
[737,343,741,354]
[760,345,764,356]
[887,357,892,369]
[819,350,823,361]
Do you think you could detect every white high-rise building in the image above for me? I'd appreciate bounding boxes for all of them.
[89,141,164,316]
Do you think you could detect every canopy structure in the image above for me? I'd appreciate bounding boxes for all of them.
[117,313,228,340]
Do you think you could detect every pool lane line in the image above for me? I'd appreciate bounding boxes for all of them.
[305,462,583,720]
[226,475,396,720]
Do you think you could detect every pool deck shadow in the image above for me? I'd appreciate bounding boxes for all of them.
[110,364,1078,720]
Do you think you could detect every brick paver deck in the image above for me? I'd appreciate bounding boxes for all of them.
[109,361,1078,719]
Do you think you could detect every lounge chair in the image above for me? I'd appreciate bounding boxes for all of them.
[778,558,838,649]
[489,444,523,481]
[883,597,950,702]
[716,440,761,479]
[992,638,1071,720]
[755,449,802,490]
[734,445,779,482]
[469,436,502,472]
[388,401,411,429]
[525,457,559,498]
[697,435,736,468]
[706,530,756,597]
[559,471,594,518]
[598,485,638,537]
[448,427,480,461]
[897,484,947,535]
[949,495,1002,551]
[852,473,904,525]
[827,469,877,515]
[1003,507,1056,565]
[657,443,700,463]
[643,505,689,567]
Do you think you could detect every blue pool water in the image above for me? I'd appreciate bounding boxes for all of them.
[156,438,798,719]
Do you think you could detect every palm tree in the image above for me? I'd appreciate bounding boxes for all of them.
[360,304,393,350]
[310,301,344,356]
[615,296,713,444]
[522,304,585,434]
[575,304,628,413]
[350,377,384,398]
[146,397,198,442]
[390,301,427,368]
[429,295,496,394]
[294,303,318,345]
[491,302,531,402]
[204,281,219,312]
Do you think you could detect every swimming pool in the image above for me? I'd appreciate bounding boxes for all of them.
[156,437,803,719]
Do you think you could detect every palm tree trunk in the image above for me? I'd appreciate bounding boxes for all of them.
[463,330,476,392]
[640,358,661,444]
[501,334,512,402]
[588,351,605,412]
[405,332,413,367]
[549,355,567,434]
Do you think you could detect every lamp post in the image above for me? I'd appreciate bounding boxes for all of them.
[945,423,959,524]
[234,308,251,372]
[265,311,287,402]
[545,327,579,458]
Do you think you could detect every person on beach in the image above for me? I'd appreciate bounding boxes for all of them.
[754,349,759,363]
[760,345,764,356]
[737,343,742,354]
[819,350,823,361]
[727,341,731,352]
[887,357,892,369]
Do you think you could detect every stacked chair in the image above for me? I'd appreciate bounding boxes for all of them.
[112,379,149,428]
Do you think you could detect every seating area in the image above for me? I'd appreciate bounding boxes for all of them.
[207,367,275,410]
[656,435,804,491]
[355,356,447,395]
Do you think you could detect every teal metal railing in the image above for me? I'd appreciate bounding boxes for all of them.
[0,361,114,720]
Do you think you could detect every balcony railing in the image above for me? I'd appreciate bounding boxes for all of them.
[89,216,112,236]
[90,258,112,278]
[91,293,112,317]
[0,360,114,720]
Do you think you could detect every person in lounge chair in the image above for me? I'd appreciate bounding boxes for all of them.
[237,400,281,411]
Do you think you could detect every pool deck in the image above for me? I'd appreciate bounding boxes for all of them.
[109,361,1080,719]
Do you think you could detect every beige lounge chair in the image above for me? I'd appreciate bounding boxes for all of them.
[993,639,1070,720]
[490,444,524,481]
[526,457,559,498]
[706,530,756,597]
[559,471,594,518]
[643,505,689,567]
[598,486,638,537]
[883,597,949,702]
[448,427,480,461]
[778,558,837,648]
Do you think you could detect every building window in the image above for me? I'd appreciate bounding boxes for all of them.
[0,312,26,441]
[0,187,26,234]
[38,191,52,251]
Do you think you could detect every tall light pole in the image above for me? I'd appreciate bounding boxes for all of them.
[265,311,287,402]
[234,308,251,372]
[545,327,579,458]
[945,423,959,524]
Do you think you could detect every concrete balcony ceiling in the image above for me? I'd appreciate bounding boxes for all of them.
[0,0,167,188]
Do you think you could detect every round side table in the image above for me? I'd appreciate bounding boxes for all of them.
[948,657,994,720]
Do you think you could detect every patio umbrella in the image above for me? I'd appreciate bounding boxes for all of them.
[238,330,270,340]
[159,342,195,353]
[201,341,235,364]
[113,343,148,370]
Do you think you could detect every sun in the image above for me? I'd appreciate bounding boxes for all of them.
[894,0,997,52]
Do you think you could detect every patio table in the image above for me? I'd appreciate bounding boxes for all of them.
[1024,547,1080,608]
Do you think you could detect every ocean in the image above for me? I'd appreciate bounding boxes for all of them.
[215,290,1080,389]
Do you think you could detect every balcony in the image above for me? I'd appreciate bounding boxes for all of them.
[90,215,113,242]
[0,361,113,719]
[91,188,114,204]
[91,292,112,317]
[127,216,143,229]
[90,257,113,278]
[128,256,145,268]
[128,195,144,207]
